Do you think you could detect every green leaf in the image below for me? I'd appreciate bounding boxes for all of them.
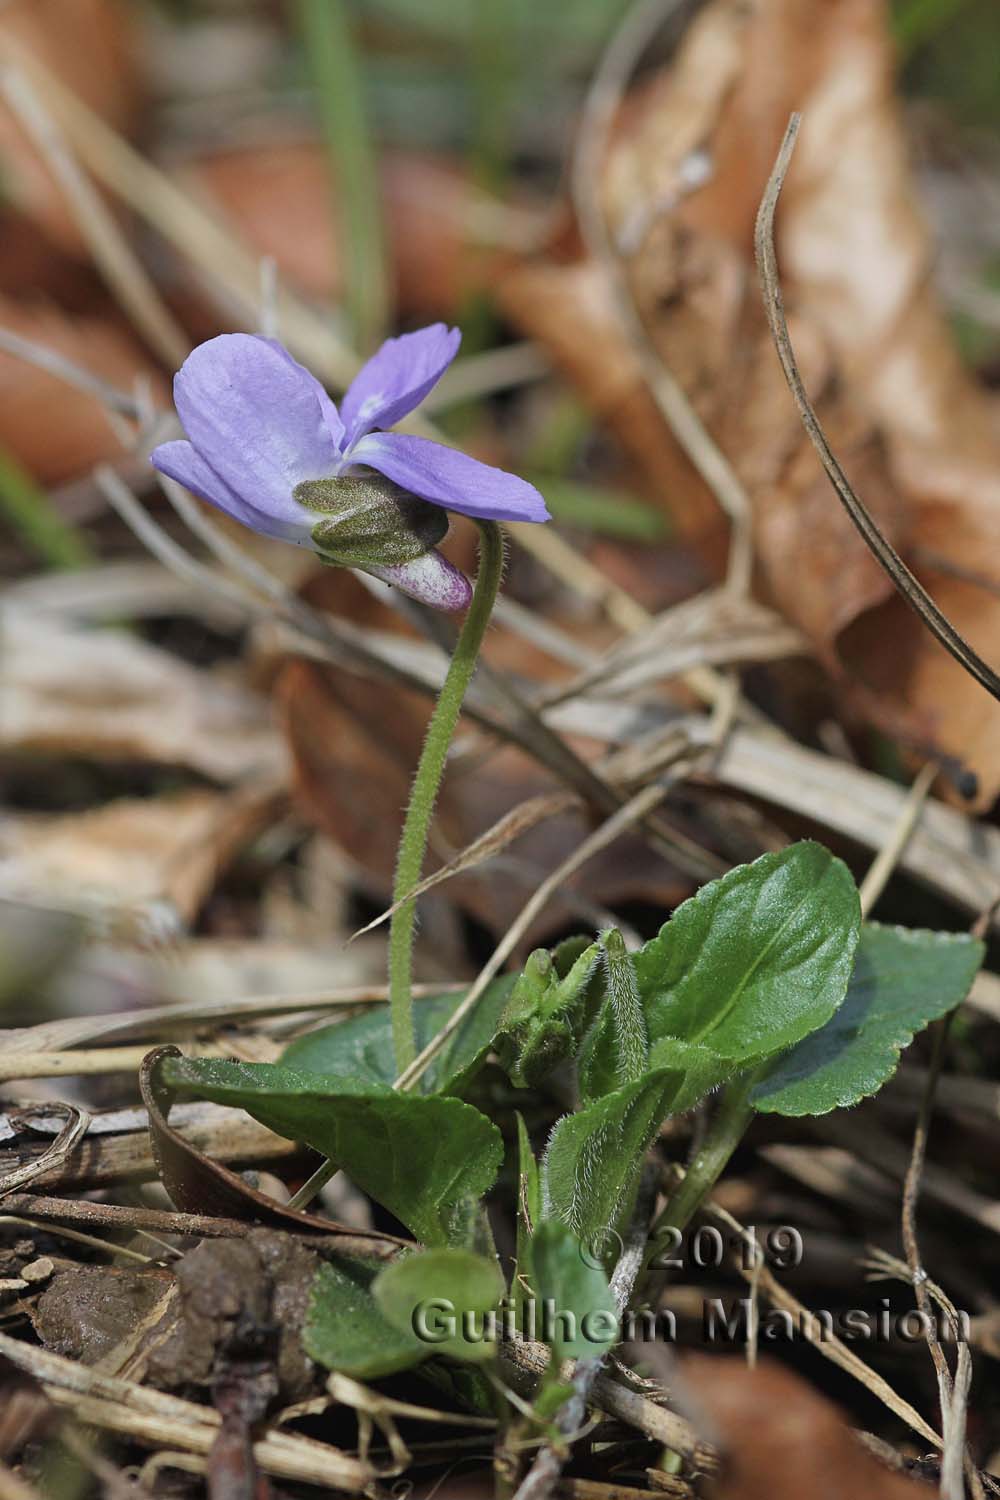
[513,1112,541,1318]
[542,1070,680,1244]
[635,841,861,1063]
[364,0,631,64]
[281,978,515,1095]
[0,443,93,570]
[528,476,668,541]
[645,1036,737,1114]
[533,1380,576,1418]
[163,1057,503,1245]
[531,1220,618,1363]
[751,923,985,1116]
[578,929,648,1103]
[373,1248,505,1365]
[304,1257,426,1378]
[296,0,390,352]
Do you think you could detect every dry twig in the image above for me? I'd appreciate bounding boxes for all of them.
[901,1019,983,1500]
[702,1199,942,1450]
[0,1106,90,1197]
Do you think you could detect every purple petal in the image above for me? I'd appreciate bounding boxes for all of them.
[264,337,345,448]
[171,335,345,532]
[363,550,472,612]
[340,324,461,448]
[151,439,315,543]
[352,432,551,524]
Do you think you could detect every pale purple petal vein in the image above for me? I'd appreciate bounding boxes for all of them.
[170,334,344,529]
[150,438,313,544]
[339,323,461,449]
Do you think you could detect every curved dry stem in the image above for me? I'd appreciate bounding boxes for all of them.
[754,113,1000,706]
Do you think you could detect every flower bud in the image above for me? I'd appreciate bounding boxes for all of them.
[295,474,449,569]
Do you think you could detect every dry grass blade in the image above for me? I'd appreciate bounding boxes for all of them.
[0,324,138,415]
[0,1335,372,1491]
[702,1199,942,1451]
[755,113,1000,704]
[0,1101,298,1194]
[705,725,1000,922]
[0,1212,154,1265]
[0,33,359,389]
[0,1104,89,1196]
[0,64,187,366]
[900,1017,982,1500]
[0,1046,152,1082]
[94,465,283,621]
[352,790,576,938]
[324,1374,495,1432]
[538,592,806,709]
[3,982,447,1056]
[0,1462,43,1500]
[0,1193,351,1244]
[858,762,937,916]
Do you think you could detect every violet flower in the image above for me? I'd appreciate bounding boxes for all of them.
[151,324,549,611]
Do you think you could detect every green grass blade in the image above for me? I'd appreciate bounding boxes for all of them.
[296,0,391,353]
[0,446,92,569]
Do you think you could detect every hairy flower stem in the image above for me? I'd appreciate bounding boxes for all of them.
[389,520,505,1071]
[643,1074,756,1272]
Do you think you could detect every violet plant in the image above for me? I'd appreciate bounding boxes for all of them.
[151,330,986,1439]
[161,841,984,1398]
[151,324,549,1075]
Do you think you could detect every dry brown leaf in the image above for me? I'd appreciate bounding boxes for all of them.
[0,297,165,482]
[0,0,141,256]
[273,572,688,942]
[2,610,287,784]
[277,656,689,942]
[275,654,430,887]
[0,785,285,932]
[496,259,729,561]
[140,1047,403,1254]
[681,1354,929,1500]
[178,142,534,321]
[505,0,1000,804]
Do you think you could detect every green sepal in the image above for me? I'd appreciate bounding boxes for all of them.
[297,474,448,568]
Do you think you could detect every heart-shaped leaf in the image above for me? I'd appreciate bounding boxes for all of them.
[305,1257,426,1378]
[635,841,860,1063]
[373,1248,505,1365]
[281,978,515,1094]
[751,924,985,1116]
[163,1057,503,1245]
